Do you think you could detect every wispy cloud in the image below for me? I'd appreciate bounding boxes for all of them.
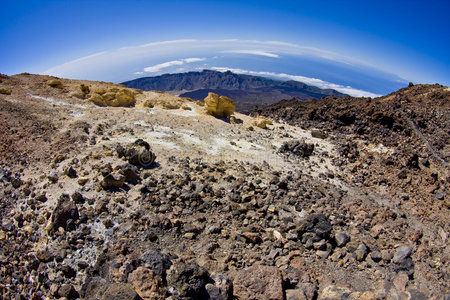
[42,39,400,88]
[143,58,205,73]
[212,67,381,98]
[223,50,280,58]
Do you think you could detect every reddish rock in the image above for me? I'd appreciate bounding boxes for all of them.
[232,265,283,300]
[128,267,166,300]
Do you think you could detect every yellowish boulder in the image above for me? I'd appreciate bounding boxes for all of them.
[88,88,136,107]
[204,92,235,118]
[252,116,273,129]
[47,79,63,89]
[0,88,12,95]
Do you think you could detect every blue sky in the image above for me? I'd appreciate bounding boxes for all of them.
[1,0,449,95]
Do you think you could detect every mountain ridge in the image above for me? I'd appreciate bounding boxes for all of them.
[122,70,347,111]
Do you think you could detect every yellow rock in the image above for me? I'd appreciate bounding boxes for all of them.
[88,88,135,107]
[204,92,235,118]
[78,177,89,185]
[0,88,12,95]
[47,79,63,88]
[252,116,273,129]
[114,89,135,106]
[88,94,105,106]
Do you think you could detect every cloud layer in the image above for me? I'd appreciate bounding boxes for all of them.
[222,50,280,58]
[211,67,381,98]
[142,57,205,73]
[42,39,398,96]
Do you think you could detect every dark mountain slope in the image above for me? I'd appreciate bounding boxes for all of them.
[122,70,346,111]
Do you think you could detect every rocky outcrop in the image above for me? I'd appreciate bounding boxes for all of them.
[204,92,235,118]
[89,88,136,107]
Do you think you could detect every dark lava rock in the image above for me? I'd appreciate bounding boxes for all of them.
[297,214,332,238]
[139,249,172,278]
[101,173,126,189]
[119,164,141,184]
[311,129,328,139]
[101,283,142,300]
[115,139,156,167]
[370,251,383,262]
[60,265,77,278]
[11,176,22,188]
[232,265,283,300]
[64,165,78,178]
[406,154,419,169]
[57,284,79,299]
[393,258,415,277]
[166,261,212,299]
[71,191,85,204]
[205,274,231,300]
[279,140,314,158]
[49,194,79,233]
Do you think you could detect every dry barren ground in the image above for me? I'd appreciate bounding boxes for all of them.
[0,74,448,299]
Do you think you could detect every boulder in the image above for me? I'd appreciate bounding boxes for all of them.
[115,139,156,167]
[297,213,332,239]
[139,249,172,279]
[47,79,63,88]
[0,88,12,95]
[57,284,79,299]
[101,173,126,189]
[205,273,231,300]
[232,265,283,300]
[204,92,235,118]
[128,267,166,300]
[253,116,273,129]
[166,262,212,298]
[393,245,412,264]
[89,88,136,107]
[335,232,350,247]
[319,285,351,300]
[101,283,142,300]
[119,164,141,184]
[279,140,314,158]
[49,194,79,233]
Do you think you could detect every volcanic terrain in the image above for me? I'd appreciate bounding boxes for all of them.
[0,73,449,299]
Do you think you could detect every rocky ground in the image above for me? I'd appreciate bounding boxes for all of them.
[0,74,448,299]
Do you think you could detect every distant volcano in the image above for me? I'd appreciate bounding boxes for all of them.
[122,70,347,111]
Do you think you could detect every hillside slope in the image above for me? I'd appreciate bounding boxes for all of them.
[0,74,448,299]
[122,70,346,111]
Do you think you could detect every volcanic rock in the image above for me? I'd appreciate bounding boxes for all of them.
[128,267,167,300]
[279,140,314,157]
[48,194,79,233]
[101,173,126,188]
[232,265,283,300]
[393,245,412,264]
[204,92,235,118]
[166,261,212,299]
[139,249,172,278]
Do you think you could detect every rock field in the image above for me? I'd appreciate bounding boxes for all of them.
[0,73,448,299]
